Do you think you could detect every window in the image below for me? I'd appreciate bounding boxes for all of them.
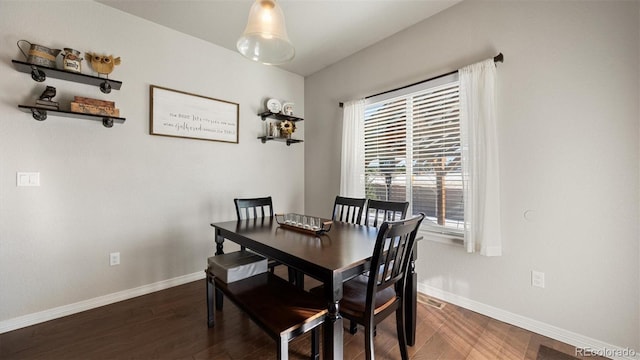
[364,74,463,237]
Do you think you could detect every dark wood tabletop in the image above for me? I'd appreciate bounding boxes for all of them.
[210,216,418,360]
[213,217,379,277]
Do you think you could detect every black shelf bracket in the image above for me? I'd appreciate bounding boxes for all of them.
[100,81,112,94]
[30,108,47,121]
[102,118,114,128]
[29,65,46,82]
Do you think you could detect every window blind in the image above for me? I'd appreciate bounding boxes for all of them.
[364,98,407,202]
[364,75,463,235]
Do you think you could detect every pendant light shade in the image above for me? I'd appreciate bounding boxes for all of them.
[237,0,295,65]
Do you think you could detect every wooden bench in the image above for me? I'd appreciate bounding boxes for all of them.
[206,271,326,360]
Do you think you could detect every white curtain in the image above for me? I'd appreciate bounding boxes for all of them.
[459,59,502,256]
[340,99,366,197]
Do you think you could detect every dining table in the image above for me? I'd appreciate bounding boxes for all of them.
[210,215,418,360]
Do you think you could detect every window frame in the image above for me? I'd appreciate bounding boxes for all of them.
[364,73,464,244]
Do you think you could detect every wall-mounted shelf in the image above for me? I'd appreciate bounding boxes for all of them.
[258,110,303,122]
[18,105,126,128]
[12,59,122,94]
[13,58,125,128]
[258,110,303,145]
[257,136,303,146]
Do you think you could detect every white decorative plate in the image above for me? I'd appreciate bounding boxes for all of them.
[267,98,282,113]
[282,102,295,116]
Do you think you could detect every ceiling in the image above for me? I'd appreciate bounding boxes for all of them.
[97,0,461,77]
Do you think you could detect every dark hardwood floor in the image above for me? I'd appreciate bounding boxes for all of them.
[0,274,607,360]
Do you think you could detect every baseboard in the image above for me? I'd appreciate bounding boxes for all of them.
[0,271,205,334]
[419,283,639,360]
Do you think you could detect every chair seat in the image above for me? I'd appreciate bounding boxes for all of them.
[311,274,397,319]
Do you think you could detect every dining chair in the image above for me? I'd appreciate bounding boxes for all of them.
[234,196,274,220]
[314,213,425,360]
[234,196,276,266]
[234,196,299,278]
[364,199,409,227]
[332,195,366,225]
[342,198,409,334]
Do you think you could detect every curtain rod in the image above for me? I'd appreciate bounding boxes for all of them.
[339,53,504,108]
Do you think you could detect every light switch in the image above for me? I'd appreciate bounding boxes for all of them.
[17,172,40,187]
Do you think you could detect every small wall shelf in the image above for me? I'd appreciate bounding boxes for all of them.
[18,105,126,128]
[257,136,303,146]
[258,111,303,145]
[13,58,125,128]
[12,59,122,94]
[259,110,303,122]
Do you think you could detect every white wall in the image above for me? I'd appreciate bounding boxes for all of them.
[0,1,304,324]
[305,0,639,352]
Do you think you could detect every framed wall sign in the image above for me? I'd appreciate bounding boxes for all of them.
[150,85,239,143]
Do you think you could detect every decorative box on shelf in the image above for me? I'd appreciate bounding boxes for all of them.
[70,96,120,117]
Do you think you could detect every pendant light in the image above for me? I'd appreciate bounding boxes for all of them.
[237,0,295,65]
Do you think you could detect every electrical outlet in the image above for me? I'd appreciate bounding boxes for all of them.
[17,172,40,187]
[531,270,545,288]
[110,252,120,266]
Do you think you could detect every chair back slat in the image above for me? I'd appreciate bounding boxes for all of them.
[332,196,366,225]
[234,197,273,220]
[364,199,409,227]
[365,214,425,316]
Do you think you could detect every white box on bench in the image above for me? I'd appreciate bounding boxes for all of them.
[208,251,268,283]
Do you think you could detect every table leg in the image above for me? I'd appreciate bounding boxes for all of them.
[323,300,343,360]
[206,272,215,327]
[215,229,225,255]
[214,229,224,308]
[290,268,304,289]
[405,246,417,346]
[323,275,344,360]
